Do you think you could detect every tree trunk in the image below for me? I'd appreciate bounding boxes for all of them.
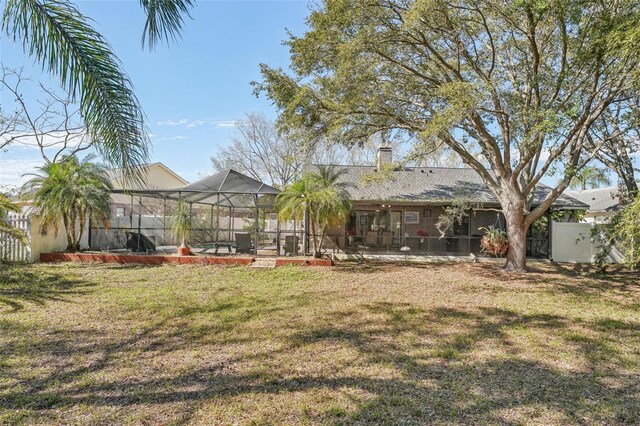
[503,200,529,273]
[76,211,86,252]
[615,148,638,200]
[621,172,638,200]
[310,220,319,257]
[62,214,74,252]
[317,228,327,258]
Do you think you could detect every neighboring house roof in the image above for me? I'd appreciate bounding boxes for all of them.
[565,187,622,214]
[316,165,588,209]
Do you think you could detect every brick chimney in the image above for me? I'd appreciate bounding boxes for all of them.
[376,145,392,170]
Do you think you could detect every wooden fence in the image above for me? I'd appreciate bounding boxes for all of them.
[0,214,31,263]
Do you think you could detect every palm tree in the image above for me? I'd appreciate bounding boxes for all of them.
[278,166,351,258]
[569,166,611,190]
[0,193,27,243]
[2,0,194,177]
[171,198,192,255]
[21,155,113,251]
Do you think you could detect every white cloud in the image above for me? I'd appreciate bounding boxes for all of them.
[186,120,208,128]
[214,120,237,128]
[155,135,188,142]
[0,158,44,187]
[157,118,190,127]
[0,131,89,150]
[155,118,237,129]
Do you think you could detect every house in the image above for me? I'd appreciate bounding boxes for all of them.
[12,162,187,216]
[565,186,624,223]
[108,162,189,219]
[6,162,188,259]
[87,162,189,250]
[319,146,588,259]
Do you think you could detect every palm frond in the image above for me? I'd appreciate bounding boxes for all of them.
[0,193,28,243]
[2,0,149,181]
[20,155,113,248]
[0,193,20,214]
[140,0,195,49]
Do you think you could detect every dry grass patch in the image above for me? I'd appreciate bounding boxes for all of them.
[0,261,639,424]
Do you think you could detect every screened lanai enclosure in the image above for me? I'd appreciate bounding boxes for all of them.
[89,169,305,256]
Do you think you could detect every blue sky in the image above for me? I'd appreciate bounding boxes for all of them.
[0,0,310,186]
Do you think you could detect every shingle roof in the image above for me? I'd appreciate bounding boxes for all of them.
[316,165,588,208]
[565,187,622,213]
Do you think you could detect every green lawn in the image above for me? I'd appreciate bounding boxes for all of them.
[1,262,639,425]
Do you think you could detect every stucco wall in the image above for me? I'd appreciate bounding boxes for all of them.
[110,163,188,209]
[30,216,89,261]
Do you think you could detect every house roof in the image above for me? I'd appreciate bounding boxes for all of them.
[565,187,622,214]
[176,169,280,196]
[317,165,588,209]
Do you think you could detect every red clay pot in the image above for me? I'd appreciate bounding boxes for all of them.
[177,246,191,256]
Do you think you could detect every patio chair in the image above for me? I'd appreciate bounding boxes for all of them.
[125,232,156,252]
[284,235,300,256]
[381,232,393,247]
[235,233,254,254]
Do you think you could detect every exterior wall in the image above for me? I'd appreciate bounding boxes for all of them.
[343,204,503,239]
[550,222,623,263]
[110,163,187,191]
[327,203,550,258]
[30,215,89,261]
[109,163,189,217]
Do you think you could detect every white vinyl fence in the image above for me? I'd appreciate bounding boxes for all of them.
[551,222,623,263]
[0,214,31,262]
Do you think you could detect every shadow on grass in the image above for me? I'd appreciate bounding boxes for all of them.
[548,262,640,288]
[336,260,640,290]
[1,293,638,424]
[0,265,95,312]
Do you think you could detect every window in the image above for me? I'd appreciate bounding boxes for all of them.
[116,207,125,217]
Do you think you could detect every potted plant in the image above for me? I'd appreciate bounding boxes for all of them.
[172,199,192,256]
[479,226,509,256]
[347,227,357,245]
[416,229,428,243]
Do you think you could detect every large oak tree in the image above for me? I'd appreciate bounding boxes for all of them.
[257,0,640,271]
